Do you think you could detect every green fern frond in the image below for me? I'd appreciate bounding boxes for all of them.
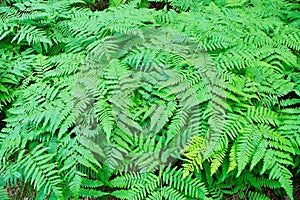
[163,165,208,199]
[246,106,279,126]
[248,191,270,200]
[79,188,109,198]
[11,25,52,45]
[20,143,63,198]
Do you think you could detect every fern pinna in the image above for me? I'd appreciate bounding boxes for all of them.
[0,0,299,199]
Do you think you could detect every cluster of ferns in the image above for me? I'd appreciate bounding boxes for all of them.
[0,0,299,199]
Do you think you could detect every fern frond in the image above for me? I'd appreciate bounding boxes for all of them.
[20,143,63,198]
[246,106,278,126]
[248,191,270,200]
[163,165,208,199]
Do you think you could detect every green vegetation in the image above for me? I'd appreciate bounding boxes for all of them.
[0,0,299,199]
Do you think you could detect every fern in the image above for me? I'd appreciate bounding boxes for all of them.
[0,0,299,199]
[110,165,208,199]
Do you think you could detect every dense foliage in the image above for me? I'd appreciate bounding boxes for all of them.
[0,0,299,199]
